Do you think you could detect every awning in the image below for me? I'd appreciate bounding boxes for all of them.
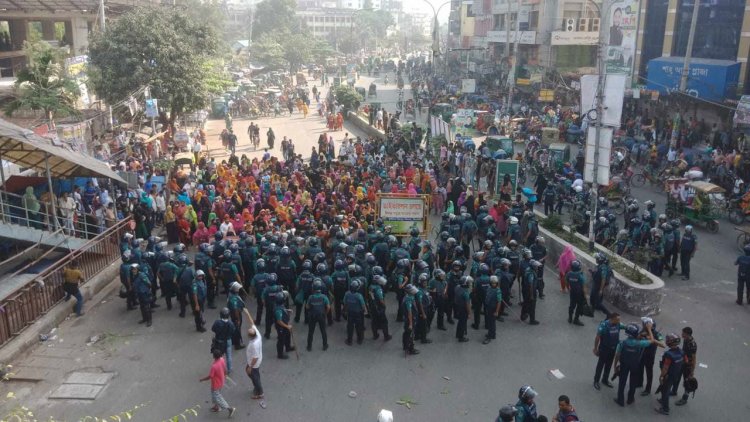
[0,118,126,184]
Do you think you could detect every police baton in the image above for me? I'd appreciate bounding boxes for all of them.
[289,328,300,361]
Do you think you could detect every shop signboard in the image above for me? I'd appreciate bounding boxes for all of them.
[646,57,740,102]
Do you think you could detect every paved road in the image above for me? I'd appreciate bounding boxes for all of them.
[1,75,749,421]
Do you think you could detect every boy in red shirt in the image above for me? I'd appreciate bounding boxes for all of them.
[200,348,236,417]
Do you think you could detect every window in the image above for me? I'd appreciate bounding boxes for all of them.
[528,11,539,30]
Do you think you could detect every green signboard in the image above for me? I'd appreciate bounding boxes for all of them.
[495,159,520,197]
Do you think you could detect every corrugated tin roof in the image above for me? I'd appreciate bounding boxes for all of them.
[0,118,126,183]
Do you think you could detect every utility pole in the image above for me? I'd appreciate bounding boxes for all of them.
[587,0,610,251]
[506,0,521,115]
[679,0,700,91]
[100,0,113,130]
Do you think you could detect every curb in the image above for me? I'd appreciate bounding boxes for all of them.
[0,261,121,366]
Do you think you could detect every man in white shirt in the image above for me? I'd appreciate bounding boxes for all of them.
[58,191,76,235]
[245,323,264,400]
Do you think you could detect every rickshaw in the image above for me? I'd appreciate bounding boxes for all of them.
[665,180,725,233]
[548,143,570,173]
[296,72,307,86]
[368,83,377,98]
[485,135,514,158]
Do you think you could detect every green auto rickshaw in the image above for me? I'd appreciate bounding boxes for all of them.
[548,143,571,173]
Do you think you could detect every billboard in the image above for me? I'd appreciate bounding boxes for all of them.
[646,57,741,102]
[495,160,520,197]
[605,0,638,77]
[377,195,428,235]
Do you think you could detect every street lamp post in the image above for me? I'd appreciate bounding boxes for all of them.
[421,0,452,67]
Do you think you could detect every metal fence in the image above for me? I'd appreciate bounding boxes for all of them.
[0,217,132,347]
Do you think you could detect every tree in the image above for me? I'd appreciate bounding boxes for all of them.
[309,39,336,66]
[88,6,229,130]
[3,41,80,125]
[334,86,362,112]
[249,32,286,70]
[252,0,298,40]
[282,33,311,74]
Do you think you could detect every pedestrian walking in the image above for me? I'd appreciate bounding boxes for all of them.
[200,348,235,417]
[245,316,264,400]
[62,260,85,317]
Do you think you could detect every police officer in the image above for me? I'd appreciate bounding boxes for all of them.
[454,275,472,342]
[176,254,194,318]
[331,260,350,322]
[471,264,490,330]
[521,260,541,325]
[566,260,587,326]
[393,258,411,322]
[369,275,392,341]
[157,252,179,310]
[497,258,513,318]
[613,322,660,406]
[590,252,611,317]
[211,308,236,373]
[120,252,137,311]
[131,264,153,327]
[543,183,557,216]
[593,312,623,390]
[445,260,463,324]
[191,270,208,332]
[401,283,420,355]
[294,260,315,323]
[414,273,433,344]
[273,292,295,359]
[305,279,330,351]
[679,225,696,280]
[638,317,664,397]
[515,386,539,422]
[343,280,366,345]
[735,244,750,305]
[428,269,448,330]
[495,404,518,422]
[194,244,216,309]
[262,274,283,339]
[218,250,241,296]
[251,259,270,323]
[483,275,502,344]
[655,333,685,415]
[227,282,246,348]
[530,237,547,299]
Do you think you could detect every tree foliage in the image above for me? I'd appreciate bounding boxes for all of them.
[3,41,80,124]
[250,31,335,72]
[252,0,299,40]
[334,85,362,111]
[88,6,229,125]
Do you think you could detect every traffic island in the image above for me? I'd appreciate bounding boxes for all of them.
[535,211,665,316]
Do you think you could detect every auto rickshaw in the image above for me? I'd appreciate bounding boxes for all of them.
[665,180,725,233]
[211,98,227,118]
[368,83,377,98]
[541,127,560,146]
[296,72,307,86]
[485,135,514,158]
[355,87,366,98]
[548,143,570,173]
